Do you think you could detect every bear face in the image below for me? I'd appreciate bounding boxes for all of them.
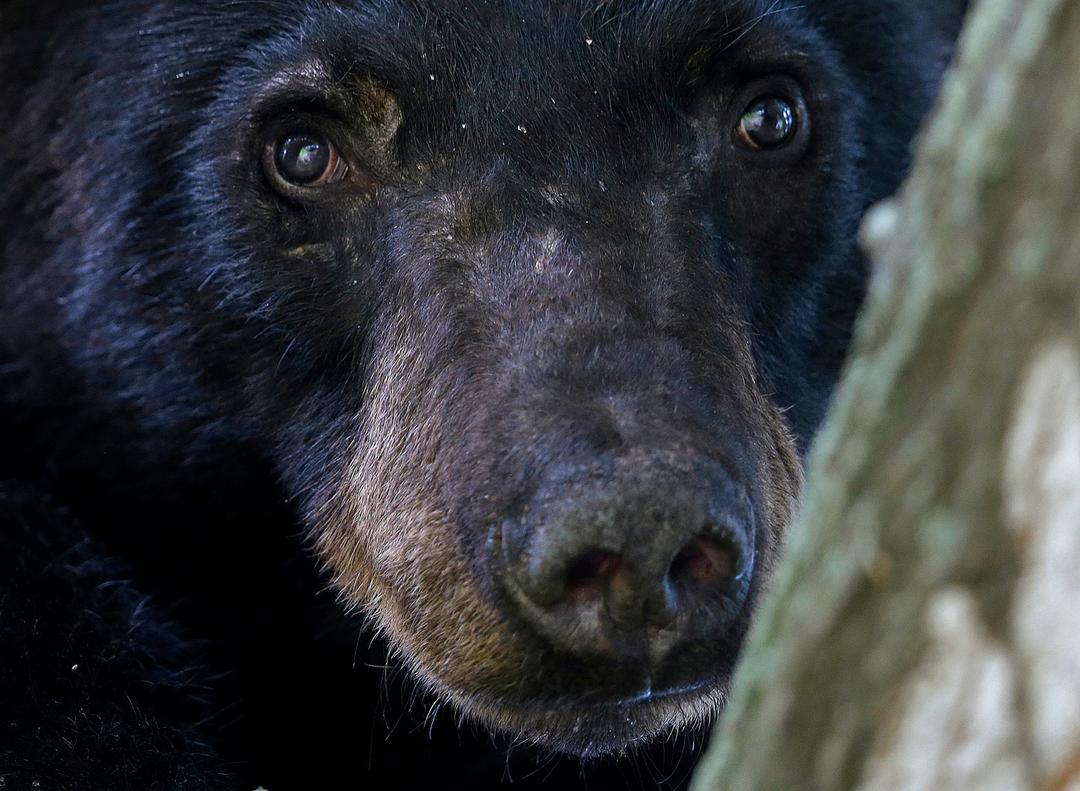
[0,0,966,760]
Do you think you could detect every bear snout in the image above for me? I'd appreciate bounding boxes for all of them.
[497,457,756,697]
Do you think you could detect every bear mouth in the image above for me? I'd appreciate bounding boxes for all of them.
[452,674,728,757]
[590,679,715,707]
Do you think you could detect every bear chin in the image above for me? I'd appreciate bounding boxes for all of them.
[439,678,728,757]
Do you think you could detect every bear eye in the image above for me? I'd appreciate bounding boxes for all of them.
[271,132,346,187]
[735,96,798,150]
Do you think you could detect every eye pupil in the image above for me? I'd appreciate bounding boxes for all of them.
[276,134,332,185]
[739,96,797,149]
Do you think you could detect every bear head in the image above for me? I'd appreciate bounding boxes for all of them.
[0,0,967,757]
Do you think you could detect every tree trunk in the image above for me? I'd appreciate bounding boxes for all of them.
[691,1,1080,789]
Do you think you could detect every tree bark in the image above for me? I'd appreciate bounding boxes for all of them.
[691,1,1080,789]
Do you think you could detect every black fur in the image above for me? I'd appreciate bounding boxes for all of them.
[1,1,966,787]
[0,481,226,789]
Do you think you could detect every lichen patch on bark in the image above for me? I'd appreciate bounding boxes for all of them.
[1005,341,1080,785]
[856,588,1029,791]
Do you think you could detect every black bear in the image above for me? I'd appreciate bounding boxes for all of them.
[0,1,967,788]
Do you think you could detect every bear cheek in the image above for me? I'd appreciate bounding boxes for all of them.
[310,345,525,696]
[315,460,524,695]
[758,411,804,585]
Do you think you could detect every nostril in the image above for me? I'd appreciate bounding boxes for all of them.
[564,550,622,602]
[668,535,740,588]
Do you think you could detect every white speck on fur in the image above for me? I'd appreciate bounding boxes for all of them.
[534,228,562,274]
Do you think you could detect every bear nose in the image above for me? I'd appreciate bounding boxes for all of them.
[500,462,755,667]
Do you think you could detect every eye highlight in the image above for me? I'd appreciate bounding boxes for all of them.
[267,131,346,188]
[736,96,797,150]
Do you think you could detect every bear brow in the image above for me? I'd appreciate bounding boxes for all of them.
[579,0,800,51]
[240,0,809,139]
[299,0,802,89]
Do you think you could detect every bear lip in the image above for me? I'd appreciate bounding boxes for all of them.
[448,675,728,756]
[600,678,714,707]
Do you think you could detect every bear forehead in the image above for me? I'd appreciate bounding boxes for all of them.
[301,0,803,64]
[242,3,813,92]
[266,0,819,88]
[225,0,827,175]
